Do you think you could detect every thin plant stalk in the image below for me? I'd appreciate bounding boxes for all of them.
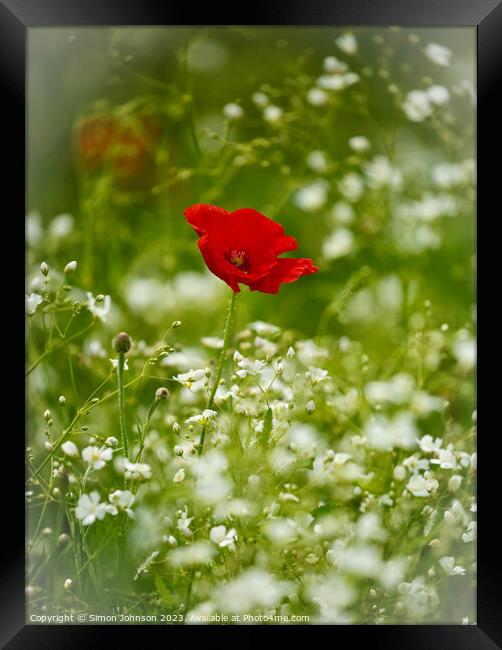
[198,291,237,456]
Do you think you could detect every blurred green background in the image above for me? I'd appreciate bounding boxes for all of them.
[27,26,475,354]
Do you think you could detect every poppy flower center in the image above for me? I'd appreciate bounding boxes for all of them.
[225,248,250,272]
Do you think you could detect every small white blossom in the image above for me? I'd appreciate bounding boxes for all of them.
[424,42,452,66]
[123,460,152,480]
[81,445,113,470]
[335,33,357,54]
[223,102,243,120]
[406,474,439,497]
[263,105,283,124]
[307,87,328,106]
[61,440,79,457]
[177,506,193,537]
[75,491,108,526]
[252,91,269,107]
[439,556,465,575]
[174,368,206,387]
[25,293,43,316]
[110,357,129,371]
[305,367,330,385]
[185,409,217,425]
[106,490,135,518]
[86,293,111,322]
[349,136,370,152]
[210,525,238,551]
[173,468,186,483]
[293,180,328,212]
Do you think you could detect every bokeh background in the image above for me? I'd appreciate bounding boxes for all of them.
[28,27,475,351]
[27,27,476,623]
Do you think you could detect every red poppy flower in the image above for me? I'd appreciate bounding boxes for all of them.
[184,204,319,294]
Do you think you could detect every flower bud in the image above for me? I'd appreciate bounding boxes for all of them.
[58,533,70,545]
[172,423,181,434]
[43,409,52,421]
[171,320,182,329]
[64,260,77,273]
[44,441,53,452]
[306,399,316,415]
[40,261,49,276]
[105,436,118,447]
[64,578,72,590]
[155,387,170,400]
[448,475,462,492]
[58,395,66,405]
[113,332,131,354]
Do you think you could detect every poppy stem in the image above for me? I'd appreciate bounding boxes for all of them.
[198,291,237,455]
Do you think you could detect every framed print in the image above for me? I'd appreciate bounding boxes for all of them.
[1,0,500,646]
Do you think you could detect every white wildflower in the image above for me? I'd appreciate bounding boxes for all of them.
[210,525,238,551]
[81,445,113,470]
[123,460,152,480]
[75,491,107,526]
[223,102,243,120]
[25,293,43,316]
[106,490,135,518]
[424,42,452,66]
[173,468,186,483]
[439,556,465,575]
[335,33,357,54]
[86,293,111,322]
[61,440,79,457]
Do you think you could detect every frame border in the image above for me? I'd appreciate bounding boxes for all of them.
[4,0,500,646]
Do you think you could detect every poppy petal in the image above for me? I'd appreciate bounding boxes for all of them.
[248,258,319,294]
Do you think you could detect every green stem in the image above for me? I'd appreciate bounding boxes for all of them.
[198,291,237,456]
[117,352,129,461]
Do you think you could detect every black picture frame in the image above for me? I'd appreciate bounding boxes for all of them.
[3,0,500,646]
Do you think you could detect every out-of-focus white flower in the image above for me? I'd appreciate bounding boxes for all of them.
[335,33,358,54]
[173,468,186,483]
[252,91,269,107]
[169,541,214,567]
[419,435,443,453]
[263,105,283,124]
[402,90,433,122]
[452,331,476,370]
[448,475,462,492]
[349,136,370,152]
[201,336,223,349]
[406,474,439,497]
[307,150,328,173]
[323,56,347,73]
[48,214,74,240]
[75,491,107,526]
[426,84,450,106]
[185,409,217,425]
[424,42,452,66]
[293,180,329,212]
[106,489,135,518]
[339,173,364,202]
[25,293,43,316]
[109,357,129,371]
[366,412,418,450]
[322,228,354,260]
[61,440,79,457]
[462,521,476,543]
[177,506,194,537]
[364,156,402,190]
[233,351,266,378]
[223,103,243,120]
[86,293,111,322]
[210,525,238,551]
[307,87,328,106]
[174,368,207,387]
[305,367,330,385]
[134,551,160,579]
[439,556,465,575]
[86,340,106,359]
[215,568,293,612]
[123,460,152,480]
